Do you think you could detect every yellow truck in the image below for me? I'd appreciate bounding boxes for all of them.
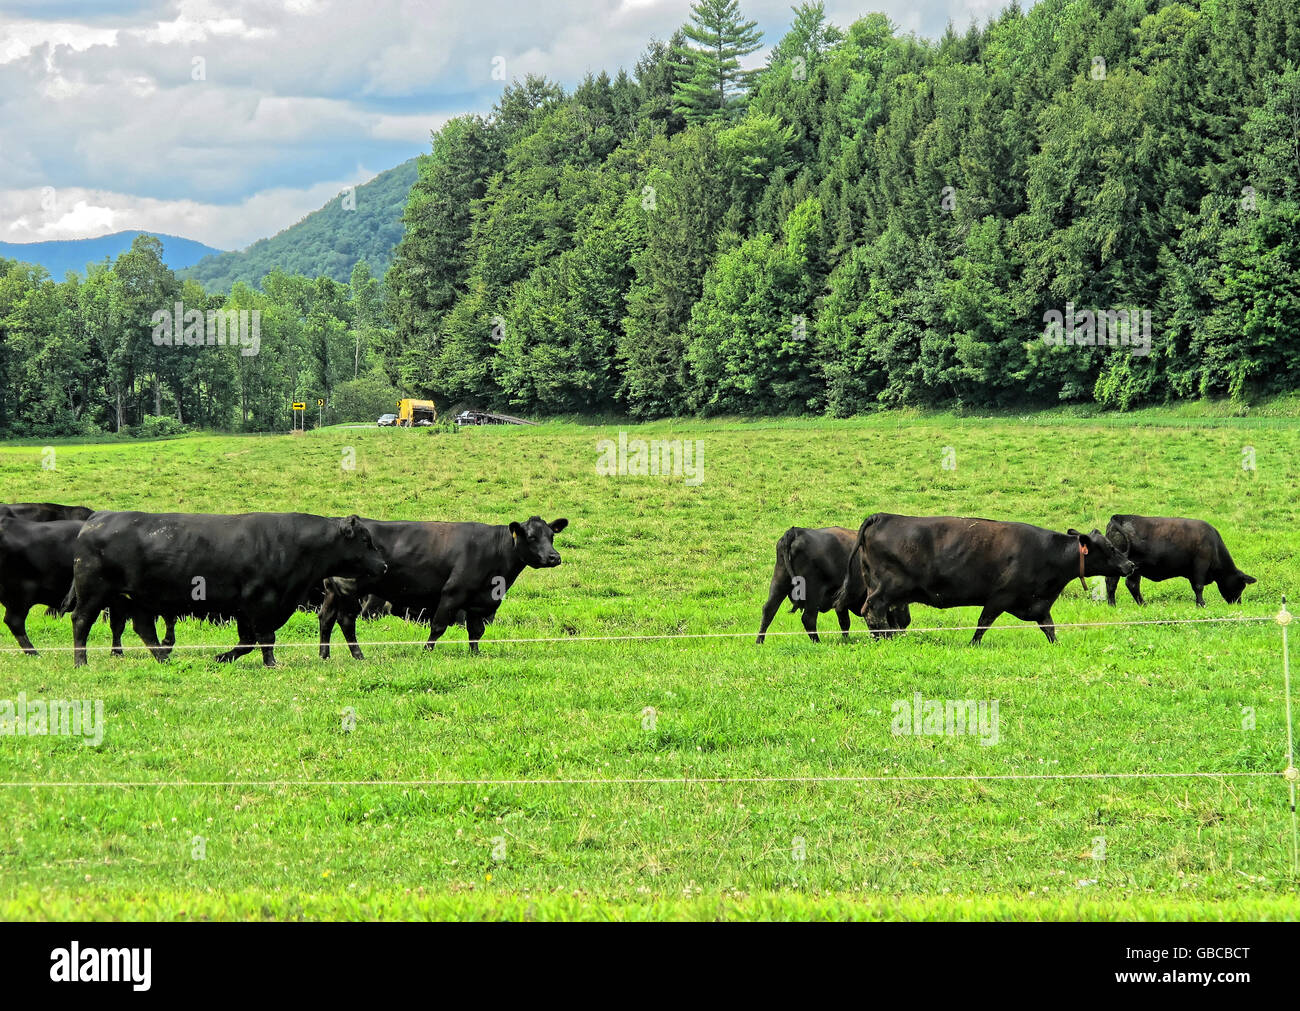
[396,399,437,427]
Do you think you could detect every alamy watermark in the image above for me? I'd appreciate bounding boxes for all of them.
[596,432,703,486]
[891,692,999,746]
[1,692,104,746]
[151,302,261,356]
[1041,303,1151,357]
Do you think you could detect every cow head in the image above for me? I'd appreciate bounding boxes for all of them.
[336,515,388,578]
[509,516,567,568]
[1219,569,1257,604]
[1068,528,1135,577]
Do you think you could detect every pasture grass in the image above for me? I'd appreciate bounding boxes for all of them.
[1,411,1297,921]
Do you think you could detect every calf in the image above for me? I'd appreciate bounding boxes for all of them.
[318,516,567,659]
[838,513,1134,644]
[756,526,908,643]
[70,511,387,666]
[1104,515,1256,606]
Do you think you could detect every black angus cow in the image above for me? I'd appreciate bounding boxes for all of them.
[0,517,170,656]
[1104,514,1256,607]
[0,502,94,522]
[0,518,85,654]
[70,511,387,667]
[836,513,1135,644]
[318,516,568,660]
[756,526,909,643]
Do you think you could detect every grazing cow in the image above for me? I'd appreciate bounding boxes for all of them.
[1104,515,1256,606]
[70,511,387,667]
[0,502,94,522]
[318,516,568,660]
[836,513,1135,644]
[756,526,909,643]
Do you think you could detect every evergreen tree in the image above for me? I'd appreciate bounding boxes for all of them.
[673,0,764,122]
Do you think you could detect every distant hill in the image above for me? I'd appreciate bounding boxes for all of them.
[182,158,420,292]
[0,231,225,278]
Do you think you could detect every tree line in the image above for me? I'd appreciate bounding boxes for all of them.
[2,0,1297,436]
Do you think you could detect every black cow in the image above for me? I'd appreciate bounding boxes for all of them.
[0,517,170,656]
[0,502,94,522]
[756,526,909,643]
[0,518,85,655]
[70,511,387,667]
[836,513,1135,644]
[318,516,568,660]
[1104,515,1256,606]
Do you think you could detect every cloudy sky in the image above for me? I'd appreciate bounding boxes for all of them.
[0,0,1007,251]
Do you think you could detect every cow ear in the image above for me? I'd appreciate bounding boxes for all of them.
[549,518,568,533]
[340,515,359,539]
[1067,528,1081,537]
[1242,573,1257,584]
[509,521,525,541]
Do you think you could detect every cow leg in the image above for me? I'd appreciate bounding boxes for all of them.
[1036,610,1058,644]
[72,589,109,668]
[216,617,257,664]
[1104,575,1119,606]
[970,606,1002,646]
[800,608,821,643]
[466,615,486,655]
[756,574,789,644]
[318,594,338,659]
[259,630,277,667]
[130,610,168,662]
[425,589,468,650]
[3,604,38,656]
[1125,574,1144,605]
[109,605,127,656]
[157,616,177,661]
[836,608,851,642]
[339,611,364,660]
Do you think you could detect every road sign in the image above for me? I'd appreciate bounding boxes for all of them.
[317,399,325,407]
[291,402,306,410]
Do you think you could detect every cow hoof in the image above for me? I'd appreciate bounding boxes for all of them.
[319,648,330,660]
[349,649,365,661]
[215,651,234,663]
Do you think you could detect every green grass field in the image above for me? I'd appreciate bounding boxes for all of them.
[1,410,1297,921]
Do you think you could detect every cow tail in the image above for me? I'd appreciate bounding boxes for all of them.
[833,514,883,615]
[54,581,77,618]
[775,530,800,613]
[831,541,861,614]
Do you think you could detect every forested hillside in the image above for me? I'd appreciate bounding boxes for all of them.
[0,0,1297,436]
[0,231,224,277]
[182,159,419,292]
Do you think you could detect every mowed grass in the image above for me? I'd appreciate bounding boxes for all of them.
[0,413,1297,921]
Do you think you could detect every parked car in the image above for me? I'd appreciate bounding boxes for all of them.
[377,413,397,427]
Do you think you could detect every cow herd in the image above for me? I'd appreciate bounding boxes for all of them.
[0,502,1257,665]
[0,503,566,666]
[758,513,1256,644]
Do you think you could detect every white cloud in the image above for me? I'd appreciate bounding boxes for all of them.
[0,0,1015,247]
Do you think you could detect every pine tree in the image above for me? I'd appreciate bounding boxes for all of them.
[672,0,764,122]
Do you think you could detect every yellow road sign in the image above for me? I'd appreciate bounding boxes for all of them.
[291,402,306,410]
